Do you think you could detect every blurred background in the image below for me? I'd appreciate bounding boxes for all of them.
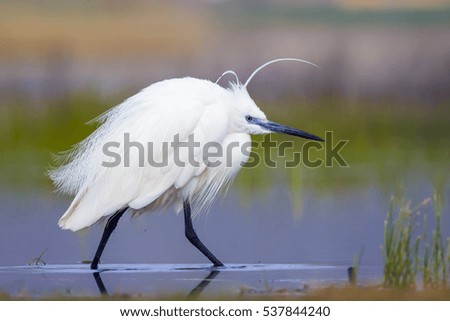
[1,0,450,103]
[0,0,449,295]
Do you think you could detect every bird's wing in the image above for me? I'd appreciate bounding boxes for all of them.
[128,101,229,210]
[56,81,229,231]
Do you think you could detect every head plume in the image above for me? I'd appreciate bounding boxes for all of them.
[244,58,319,88]
[216,70,240,85]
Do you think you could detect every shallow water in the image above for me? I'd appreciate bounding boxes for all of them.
[0,171,448,297]
[0,263,379,298]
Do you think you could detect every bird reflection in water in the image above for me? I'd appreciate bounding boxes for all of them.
[92,270,221,298]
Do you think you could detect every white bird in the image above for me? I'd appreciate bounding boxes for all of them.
[50,58,324,269]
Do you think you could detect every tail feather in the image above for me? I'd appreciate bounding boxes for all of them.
[57,188,88,230]
[58,187,126,231]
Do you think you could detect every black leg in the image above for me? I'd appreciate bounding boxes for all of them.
[90,207,127,270]
[183,200,224,267]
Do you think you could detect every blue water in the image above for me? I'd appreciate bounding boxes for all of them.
[0,263,379,298]
[0,175,447,297]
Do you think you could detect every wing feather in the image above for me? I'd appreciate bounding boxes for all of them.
[51,78,231,231]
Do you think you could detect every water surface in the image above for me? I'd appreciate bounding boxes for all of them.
[1,174,447,297]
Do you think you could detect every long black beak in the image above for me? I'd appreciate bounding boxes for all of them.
[254,119,324,142]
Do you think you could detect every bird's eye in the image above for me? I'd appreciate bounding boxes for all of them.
[245,115,253,122]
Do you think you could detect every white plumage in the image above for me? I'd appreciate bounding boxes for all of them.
[50,58,323,267]
[51,78,262,231]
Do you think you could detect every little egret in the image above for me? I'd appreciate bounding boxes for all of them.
[50,58,324,269]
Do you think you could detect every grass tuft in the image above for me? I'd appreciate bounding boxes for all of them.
[383,186,448,288]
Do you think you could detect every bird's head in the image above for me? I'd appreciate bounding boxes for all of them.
[223,58,324,142]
